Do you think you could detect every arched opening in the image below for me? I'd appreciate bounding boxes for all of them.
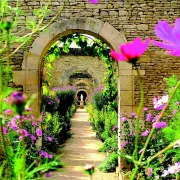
[13,17,137,167]
[77,90,87,105]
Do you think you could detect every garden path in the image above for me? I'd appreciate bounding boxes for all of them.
[49,108,118,180]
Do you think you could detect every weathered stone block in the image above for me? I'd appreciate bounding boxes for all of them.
[137,24,149,30]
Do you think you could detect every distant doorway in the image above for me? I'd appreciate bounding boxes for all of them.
[77,90,87,105]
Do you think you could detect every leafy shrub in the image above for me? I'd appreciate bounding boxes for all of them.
[55,89,76,116]
[99,135,118,153]
[98,153,118,172]
[42,95,59,114]
[91,91,108,111]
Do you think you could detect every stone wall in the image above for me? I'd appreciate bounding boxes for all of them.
[11,0,180,109]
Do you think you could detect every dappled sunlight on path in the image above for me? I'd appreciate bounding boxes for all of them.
[49,108,118,180]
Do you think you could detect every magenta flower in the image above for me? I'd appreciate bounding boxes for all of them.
[8,119,18,131]
[121,142,128,148]
[146,113,152,122]
[30,135,37,141]
[4,109,13,116]
[20,129,29,137]
[120,117,127,122]
[32,121,38,126]
[110,38,150,64]
[48,154,53,159]
[144,107,148,111]
[141,130,150,137]
[88,0,98,4]
[8,91,26,105]
[46,172,51,178]
[153,95,168,110]
[147,168,153,177]
[3,127,7,135]
[47,136,53,141]
[40,150,48,158]
[152,121,167,129]
[152,18,180,56]
[36,128,42,137]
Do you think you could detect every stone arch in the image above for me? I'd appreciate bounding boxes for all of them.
[13,17,146,168]
[62,66,100,88]
[12,16,141,117]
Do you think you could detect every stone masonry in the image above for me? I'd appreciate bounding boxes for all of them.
[11,0,180,114]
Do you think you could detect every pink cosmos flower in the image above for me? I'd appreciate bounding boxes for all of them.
[152,18,180,56]
[110,38,150,64]
[88,0,98,4]
[36,128,42,137]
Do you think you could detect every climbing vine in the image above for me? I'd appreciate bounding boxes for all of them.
[43,33,118,110]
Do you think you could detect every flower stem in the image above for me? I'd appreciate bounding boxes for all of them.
[133,68,144,160]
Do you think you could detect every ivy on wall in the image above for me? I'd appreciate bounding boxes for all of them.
[43,33,118,110]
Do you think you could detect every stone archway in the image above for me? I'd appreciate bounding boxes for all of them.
[13,17,138,117]
[13,17,145,169]
[61,66,100,88]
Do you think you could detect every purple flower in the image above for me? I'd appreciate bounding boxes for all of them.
[3,127,7,135]
[120,117,127,122]
[144,107,148,111]
[152,121,167,129]
[30,135,37,141]
[130,112,137,118]
[36,129,42,137]
[46,172,51,178]
[8,119,18,131]
[48,154,53,159]
[121,142,128,148]
[4,109,13,116]
[175,102,179,106]
[32,121,38,126]
[40,150,48,158]
[146,113,152,121]
[47,136,53,141]
[162,162,180,177]
[147,168,153,177]
[19,129,29,137]
[141,130,150,137]
[8,91,26,105]
[153,95,168,110]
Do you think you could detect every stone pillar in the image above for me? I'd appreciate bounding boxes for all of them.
[80,100,84,109]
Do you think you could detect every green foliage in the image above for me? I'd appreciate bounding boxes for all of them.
[99,135,118,153]
[55,89,76,116]
[98,153,118,173]
[91,91,108,111]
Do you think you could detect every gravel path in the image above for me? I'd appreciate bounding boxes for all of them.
[49,108,118,180]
